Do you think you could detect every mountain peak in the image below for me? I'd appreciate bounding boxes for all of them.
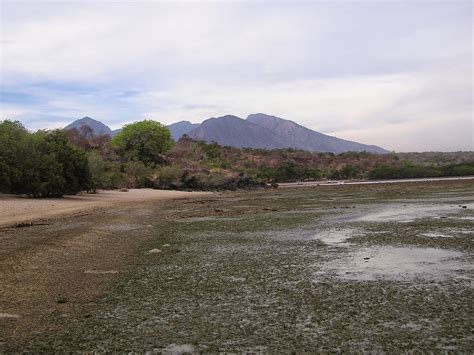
[206,115,242,123]
[64,116,112,136]
[247,113,300,131]
[187,114,285,149]
[167,120,200,140]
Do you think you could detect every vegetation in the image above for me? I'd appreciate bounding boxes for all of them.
[0,121,91,197]
[111,120,172,166]
[1,118,473,196]
[368,162,474,180]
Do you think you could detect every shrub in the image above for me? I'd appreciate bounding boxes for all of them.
[154,166,185,189]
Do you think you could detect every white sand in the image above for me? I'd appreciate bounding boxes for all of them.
[0,189,212,227]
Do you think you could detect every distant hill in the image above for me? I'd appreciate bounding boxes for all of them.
[187,115,287,149]
[64,117,196,140]
[187,113,388,153]
[64,117,112,137]
[167,121,200,140]
[247,113,388,154]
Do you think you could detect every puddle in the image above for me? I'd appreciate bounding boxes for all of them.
[320,247,471,281]
[454,216,474,221]
[312,228,355,246]
[355,203,473,223]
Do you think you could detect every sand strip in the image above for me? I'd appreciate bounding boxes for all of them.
[0,189,213,228]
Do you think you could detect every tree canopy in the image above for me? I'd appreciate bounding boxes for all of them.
[111,120,173,166]
[0,120,91,197]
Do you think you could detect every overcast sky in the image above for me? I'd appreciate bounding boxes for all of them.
[0,0,472,152]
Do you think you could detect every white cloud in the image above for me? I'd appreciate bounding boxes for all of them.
[332,116,473,152]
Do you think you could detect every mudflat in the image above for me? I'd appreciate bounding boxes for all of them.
[0,180,472,352]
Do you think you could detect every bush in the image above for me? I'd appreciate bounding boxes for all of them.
[154,166,185,189]
[123,161,152,188]
[329,165,361,180]
[368,162,474,180]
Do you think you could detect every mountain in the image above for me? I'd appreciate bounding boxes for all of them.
[64,117,112,137]
[167,121,200,140]
[62,113,388,153]
[186,113,388,153]
[247,113,388,154]
[187,115,287,149]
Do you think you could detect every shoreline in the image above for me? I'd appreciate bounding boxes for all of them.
[1,176,472,228]
[0,189,213,228]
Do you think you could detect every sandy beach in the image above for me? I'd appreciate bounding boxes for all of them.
[0,189,213,228]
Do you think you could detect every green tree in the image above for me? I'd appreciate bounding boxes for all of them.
[0,121,91,197]
[112,120,173,166]
[0,120,29,192]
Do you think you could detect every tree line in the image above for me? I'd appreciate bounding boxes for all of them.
[1,118,473,197]
[0,119,173,197]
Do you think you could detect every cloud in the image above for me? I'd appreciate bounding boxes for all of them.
[0,0,472,151]
[332,116,473,153]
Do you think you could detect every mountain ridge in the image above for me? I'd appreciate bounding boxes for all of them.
[186,115,288,150]
[63,114,388,154]
[246,113,387,154]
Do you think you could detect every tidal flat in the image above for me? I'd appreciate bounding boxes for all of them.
[0,180,473,352]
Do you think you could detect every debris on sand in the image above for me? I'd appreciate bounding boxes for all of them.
[13,221,50,228]
[147,248,162,254]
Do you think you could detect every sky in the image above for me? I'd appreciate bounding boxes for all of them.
[0,0,472,152]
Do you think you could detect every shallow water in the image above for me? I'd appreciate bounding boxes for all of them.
[321,246,471,281]
[312,228,355,246]
[354,203,473,223]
